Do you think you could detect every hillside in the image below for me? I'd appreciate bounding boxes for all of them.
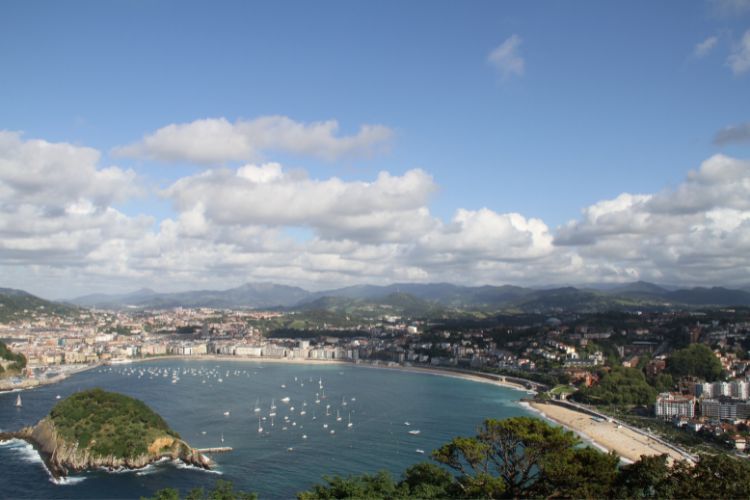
[0,389,210,477]
[62,281,750,313]
[0,288,79,322]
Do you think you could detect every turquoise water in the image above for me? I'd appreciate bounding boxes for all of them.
[0,359,533,498]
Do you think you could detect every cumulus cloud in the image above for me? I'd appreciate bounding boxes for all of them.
[8,129,750,295]
[162,163,438,242]
[728,30,750,74]
[488,35,525,79]
[714,122,750,145]
[555,154,750,286]
[708,0,750,16]
[113,116,394,165]
[0,131,150,274]
[694,35,718,57]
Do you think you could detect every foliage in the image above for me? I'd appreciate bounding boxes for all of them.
[144,481,257,500]
[298,416,750,499]
[299,417,620,499]
[573,366,656,406]
[49,388,179,459]
[667,344,723,381]
[0,340,26,373]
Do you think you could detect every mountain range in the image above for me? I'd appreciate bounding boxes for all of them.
[59,280,750,313]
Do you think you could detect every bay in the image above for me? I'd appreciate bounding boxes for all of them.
[0,359,533,498]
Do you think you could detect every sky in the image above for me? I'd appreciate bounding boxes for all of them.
[1,0,750,299]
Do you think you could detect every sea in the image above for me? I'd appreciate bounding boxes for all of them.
[0,359,534,499]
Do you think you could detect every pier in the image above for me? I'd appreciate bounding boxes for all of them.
[196,447,233,454]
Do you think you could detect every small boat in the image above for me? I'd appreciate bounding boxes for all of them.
[55,394,61,400]
[281,384,286,389]
[416,449,425,454]
[302,434,308,439]
[404,421,410,426]
[16,394,22,407]
[408,429,421,435]
[287,447,294,451]
[224,411,230,416]
[330,429,335,435]
[323,423,328,429]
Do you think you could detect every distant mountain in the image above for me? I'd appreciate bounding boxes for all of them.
[0,288,79,321]
[70,283,309,310]
[303,283,533,309]
[71,288,158,308]
[64,281,750,312]
[664,287,750,306]
[607,281,669,296]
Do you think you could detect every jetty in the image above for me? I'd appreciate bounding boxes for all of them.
[196,447,233,454]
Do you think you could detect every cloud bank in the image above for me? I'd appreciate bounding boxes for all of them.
[114,116,394,165]
[4,130,750,296]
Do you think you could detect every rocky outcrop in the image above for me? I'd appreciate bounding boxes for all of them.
[4,418,211,477]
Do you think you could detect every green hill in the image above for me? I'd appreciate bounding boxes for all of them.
[49,389,180,459]
[2,389,210,477]
[0,287,79,322]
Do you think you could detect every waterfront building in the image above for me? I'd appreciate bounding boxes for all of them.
[655,392,696,420]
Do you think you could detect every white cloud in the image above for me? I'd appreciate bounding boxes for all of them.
[488,35,525,79]
[162,164,438,242]
[113,116,394,165]
[8,130,750,296]
[728,30,750,74]
[709,0,750,16]
[555,154,750,286]
[714,122,750,145]
[694,35,718,57]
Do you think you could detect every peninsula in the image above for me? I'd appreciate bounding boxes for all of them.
[0,388,211,477]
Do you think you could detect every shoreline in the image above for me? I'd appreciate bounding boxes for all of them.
[123,355,534,392]
[526,400,691,464]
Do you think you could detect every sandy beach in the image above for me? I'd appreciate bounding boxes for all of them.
[527,401,688,463]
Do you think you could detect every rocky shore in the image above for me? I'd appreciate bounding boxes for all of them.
[0,418,211,477]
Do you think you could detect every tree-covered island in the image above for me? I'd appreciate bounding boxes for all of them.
[0,388,211,477]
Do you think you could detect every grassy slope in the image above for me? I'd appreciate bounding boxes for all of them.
[49,389,180,459]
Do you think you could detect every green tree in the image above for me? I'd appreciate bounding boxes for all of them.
[297,471,406,499]
[671,453,750,499]
[400,463,454,499]
[574,366,656,406]
[611,454,673,499]
[432,416,611,498]
[667,344,723,381]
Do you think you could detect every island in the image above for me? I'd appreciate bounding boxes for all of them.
[0,388,211,477]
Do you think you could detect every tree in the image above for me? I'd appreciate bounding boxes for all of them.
[400,463,454,499]
[573,367,657,406]
[667,344,723,381]
[671,453,750,499]
[432,416,612,498]
[611,454,673,499]
[297,471,406,499]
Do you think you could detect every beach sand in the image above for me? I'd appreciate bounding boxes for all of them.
[527,401,686,463]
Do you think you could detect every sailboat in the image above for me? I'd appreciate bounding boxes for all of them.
[336,409,342,422]
[347,412,353,428]
[254,398,261,413]
[258,417,263,433]
[221,433,225,443]
[15,394,22,407]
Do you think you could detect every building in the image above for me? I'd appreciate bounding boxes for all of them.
[655,392,696,420]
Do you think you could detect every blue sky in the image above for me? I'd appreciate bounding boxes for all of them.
[1,0,750,297]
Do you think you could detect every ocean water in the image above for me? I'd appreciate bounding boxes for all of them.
[0,359,533,498]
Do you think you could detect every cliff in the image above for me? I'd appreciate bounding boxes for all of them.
[0,389,211,477]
